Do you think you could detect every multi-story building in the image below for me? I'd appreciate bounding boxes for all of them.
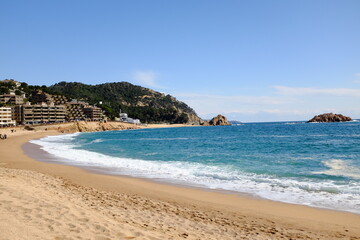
[83,106,103,121]
[14,102,66,125]
[66,100,104,121]
[66,100,87,121]
[0,107,16,126]
[0,94,24,105]
[30,90,68,105]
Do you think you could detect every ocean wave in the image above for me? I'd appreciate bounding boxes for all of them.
[258,135,294,138]
[30,134,360,214]
[138,137,193,141]
[284,122,305,125]
[313,159,360,180]
[34,133,81,145]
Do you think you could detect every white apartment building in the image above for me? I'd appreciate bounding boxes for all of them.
[0,107,16,126]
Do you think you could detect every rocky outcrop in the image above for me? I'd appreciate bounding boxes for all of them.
[307,113,352,123]
[201,115,231,126]
[45,121,140,133]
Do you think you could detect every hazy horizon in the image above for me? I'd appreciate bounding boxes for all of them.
[1,0,359,122]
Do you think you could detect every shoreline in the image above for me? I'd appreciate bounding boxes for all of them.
[23,140,261,202]
[25,134,356,215]
[1,126,360,239]
[26,127,360,215]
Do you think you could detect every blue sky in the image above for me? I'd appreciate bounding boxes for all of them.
[1,0,360,122]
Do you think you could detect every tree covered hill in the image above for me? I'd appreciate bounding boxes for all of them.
[47,81,202,124]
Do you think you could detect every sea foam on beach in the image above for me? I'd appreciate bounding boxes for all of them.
[30,121,360,214]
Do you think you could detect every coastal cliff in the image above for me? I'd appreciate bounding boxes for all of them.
[201,115,231,126]
[307,113,352,123]
[36,121,140,133]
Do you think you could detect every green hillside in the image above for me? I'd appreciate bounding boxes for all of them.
[47,81,202,124]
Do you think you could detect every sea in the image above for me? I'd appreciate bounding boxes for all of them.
[30,121,360,214]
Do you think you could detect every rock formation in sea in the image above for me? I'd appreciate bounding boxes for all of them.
[201,114,231,126]
[307,113,352,123]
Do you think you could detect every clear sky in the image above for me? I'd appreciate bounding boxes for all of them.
[1,0,360,122]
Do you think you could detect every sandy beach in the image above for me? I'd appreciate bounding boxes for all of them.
[1,125,360,240]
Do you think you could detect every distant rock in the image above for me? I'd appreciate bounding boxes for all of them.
[201,114,231,126]
[307,113,352,123]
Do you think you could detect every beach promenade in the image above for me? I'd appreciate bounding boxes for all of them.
[1,124,360,239]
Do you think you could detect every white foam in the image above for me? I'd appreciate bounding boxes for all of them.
[138,137,193,141]
[284,122,305,125]
[30,134,360,214]
[313,159,360,180]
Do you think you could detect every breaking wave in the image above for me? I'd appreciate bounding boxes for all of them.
[30,133,360,214]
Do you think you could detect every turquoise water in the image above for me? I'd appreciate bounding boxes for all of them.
[31,121,360,213]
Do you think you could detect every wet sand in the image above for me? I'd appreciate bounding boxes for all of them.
[1,127,360,239]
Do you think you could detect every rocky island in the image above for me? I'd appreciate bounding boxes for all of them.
[201,114,231,126]
[307,113,352,123]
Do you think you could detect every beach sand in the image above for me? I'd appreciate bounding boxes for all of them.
[1,127,360,239]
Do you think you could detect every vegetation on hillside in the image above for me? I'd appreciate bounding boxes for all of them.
[0,79,48,96]
[0,79,201,124]
[47,81,200,123]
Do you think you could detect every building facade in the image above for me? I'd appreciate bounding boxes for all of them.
[66,100,104,121]
[119,112,141,124]
[0,107,16,126]
[30,90,68,105]
[0,94,24,105]
[15,103,66,125]
[83,106,103,121]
